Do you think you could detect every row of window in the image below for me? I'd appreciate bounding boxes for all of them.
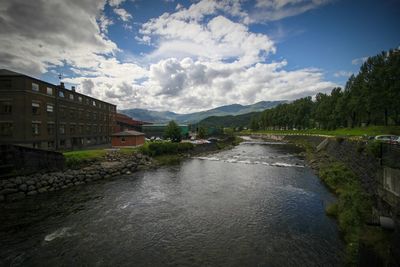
[31,137,110,149]
[31,82,116,111]
[29,101,113,121]
[0,122,112,137]
[32,122,112,136]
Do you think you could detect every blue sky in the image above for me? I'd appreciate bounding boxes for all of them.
[1,0,399,112]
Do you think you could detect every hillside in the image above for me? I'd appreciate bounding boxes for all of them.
[198,112,261,128]
[120,101,284,123]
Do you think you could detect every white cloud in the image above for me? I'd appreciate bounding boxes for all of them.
[141,13,275,67]
[334,70,353,78]
[0,0,118,76]
[253,0,331,22]
[351,56,368,65]
[0,0,338,113]
[113,8,132,22]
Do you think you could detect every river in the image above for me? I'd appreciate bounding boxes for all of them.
[0,139,344,266]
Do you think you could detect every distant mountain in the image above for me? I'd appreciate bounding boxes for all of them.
[120,100,285,124]
[198,111,262,128]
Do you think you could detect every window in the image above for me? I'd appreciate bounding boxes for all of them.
[69,94,74,100]
[46,104,54,113]
[92,100,96,106]
[86,125,90,134]
[32,102,40,115]
[60,106,67,118]
[59,91,64,98]
[32,142,41,149]
[59,125,65,135]
[46,87,53,95]
[60,139,66,147]
[0,79,12,89]
[70,125,75,135]
[70,109,74,118]
[0,101,12,114]
[32,123,40,135]
[32,83,39,92]
[47,141,55,149]
[0,122,13,136]
[78,96,82,102]
[93,113,97,120]
[47,123,55,135]
[121,137,126,143]
[80,125,84,134]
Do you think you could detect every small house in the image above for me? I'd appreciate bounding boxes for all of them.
[111,130,145,147]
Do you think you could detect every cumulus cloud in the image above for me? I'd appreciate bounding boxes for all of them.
[0,0,118,76]
[0,0,338,113]
[140,11,274,66]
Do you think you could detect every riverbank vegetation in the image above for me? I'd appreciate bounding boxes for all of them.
[229,48,399,133]
[244,125,400,137]
[63,147,139,168]
[320,162,391,266]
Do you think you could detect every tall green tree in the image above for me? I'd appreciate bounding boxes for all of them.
[164,121,182,142]
[197,126,207,139]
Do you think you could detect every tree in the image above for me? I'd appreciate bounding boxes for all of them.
[250,116,260,131]
[197,126,207,139]
[164,121,181,142]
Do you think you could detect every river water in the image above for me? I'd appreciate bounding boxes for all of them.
[0,139,344,266]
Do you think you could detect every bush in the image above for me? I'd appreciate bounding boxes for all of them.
[365,141,381,158]
[140,142,194,156]
[319,162,373,265]
[335,136,345,144]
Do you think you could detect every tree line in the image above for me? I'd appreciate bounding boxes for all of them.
[251,48,400,131]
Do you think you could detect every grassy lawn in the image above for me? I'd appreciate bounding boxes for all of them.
[243,126,400,137]
[63,149,107,167]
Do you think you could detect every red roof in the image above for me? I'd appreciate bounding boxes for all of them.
[116,113,151,126]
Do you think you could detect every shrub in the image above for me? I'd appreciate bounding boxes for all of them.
[365,141,381,158]
[140,142,194,156]
[336,136,345,144]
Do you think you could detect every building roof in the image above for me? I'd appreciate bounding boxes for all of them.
[142,124,188,127]
[116,113,151,126]
[112,130,145,136]
[0,69,24,76]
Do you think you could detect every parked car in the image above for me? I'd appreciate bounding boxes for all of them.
[389,136,400,145]
[374,135,398,143]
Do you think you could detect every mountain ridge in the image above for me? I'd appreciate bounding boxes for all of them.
[120,100,285,123]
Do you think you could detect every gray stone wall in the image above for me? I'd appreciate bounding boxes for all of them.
[0,145,65,177]
[0,153,152,203]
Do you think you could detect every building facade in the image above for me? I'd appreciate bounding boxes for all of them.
[0,69,116,150]
[111,130,145,147]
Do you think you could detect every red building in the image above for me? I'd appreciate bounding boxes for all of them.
[111,130,145,147]
[114,113,151,133]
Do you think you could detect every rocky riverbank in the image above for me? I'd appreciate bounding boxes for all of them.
[0,152,153,203]
[0,139,241,204]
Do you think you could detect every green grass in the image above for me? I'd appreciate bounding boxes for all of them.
[319,162,371,265]
[243,126,400,137]
[63,149,107,168]
[318,161,392,266]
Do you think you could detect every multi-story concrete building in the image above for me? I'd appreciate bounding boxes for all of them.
[0,69,116,150]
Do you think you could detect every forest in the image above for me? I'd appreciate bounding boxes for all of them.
[251,48,400,131]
